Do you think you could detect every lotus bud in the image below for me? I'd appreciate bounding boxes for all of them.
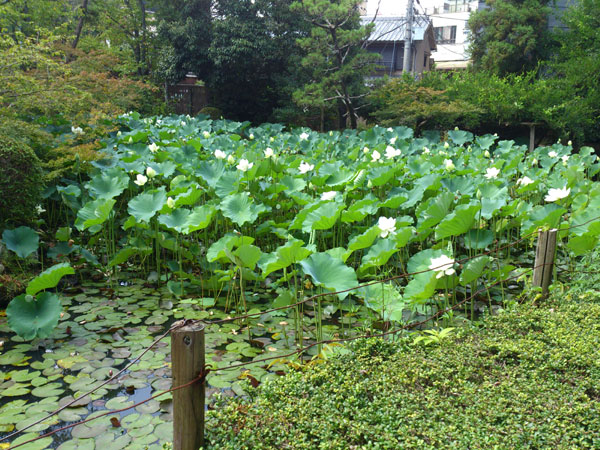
[227,155,235,164]
[146,167,157,178]
[203,131,211,139]
[167,197,175,208]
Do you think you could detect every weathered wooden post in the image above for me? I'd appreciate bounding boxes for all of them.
[533,228,558,298]
[172,322,205,450]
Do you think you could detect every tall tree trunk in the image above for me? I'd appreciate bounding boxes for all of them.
[71,0,90,50]
[137,0,148,75]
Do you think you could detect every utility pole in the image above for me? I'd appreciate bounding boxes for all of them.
[403,0,414,73]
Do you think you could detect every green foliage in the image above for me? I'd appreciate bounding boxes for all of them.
[206,0,309,124]
[291,0,377,129]
[206,262,600,449]
[370,68,598,143]
[154,0,212,83]
[370,75,484,132]
[468,0,555,75]
[546,0,600,143]
[0,140,44,230]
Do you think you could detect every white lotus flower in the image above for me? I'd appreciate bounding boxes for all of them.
[371,150,381,162]
[181,121,186,126]
[386,127,393,132]
[423,147,430,154]
[429,255,456,279]
[516,176,534,187]
[227,155,235,164]
[545,186,570,202]
[444,159,455,171]
[71,126,84,135]
[484,167,500,179]
[298,161,314,174]
[203,131,211,139]
[377,216,396,238]
[148,142,159,153]
[562,155,569,163]
[321,191,337,201]
[548,151,558,158]
[167,197,175,208]
[363,147,369,154]
[264,147,274,158]
[385,146,401,159]
[299,132,309,141]
[236,159,254,172]
[389,137,397,145]
[134,174,148,186]
[214,149,226,160]
[146,167,157,178]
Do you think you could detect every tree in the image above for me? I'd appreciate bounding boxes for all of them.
[207,0,308,123]
[291,0,377,129]
[467,0,555,75]
[153,0,212,84]
[546,0,600,143]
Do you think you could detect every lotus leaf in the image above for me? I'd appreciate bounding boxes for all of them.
[2,226,39,259]
[7,292,62,340]
[300,253,358,300]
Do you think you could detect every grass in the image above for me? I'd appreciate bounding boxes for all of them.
[204,251,600,449]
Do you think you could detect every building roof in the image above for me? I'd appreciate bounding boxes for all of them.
[361,15,433,42]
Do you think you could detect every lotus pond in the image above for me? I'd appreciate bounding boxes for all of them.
[1,113,600,448]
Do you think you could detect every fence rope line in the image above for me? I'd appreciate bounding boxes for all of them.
[204,213,600,327]
[6,214,600,446]
[8,263,543,449]
[204,226,543,326]
[1,320,190,444]
[208,265,538,374]
[9,367,210,450]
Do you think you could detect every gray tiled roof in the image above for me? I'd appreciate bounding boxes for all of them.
[361,15,432,42]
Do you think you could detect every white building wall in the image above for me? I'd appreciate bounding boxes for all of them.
[362,0,480,65]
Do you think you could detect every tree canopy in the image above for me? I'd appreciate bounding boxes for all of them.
[468,0,555,75]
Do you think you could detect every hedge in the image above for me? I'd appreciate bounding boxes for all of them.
[205,254,600,449]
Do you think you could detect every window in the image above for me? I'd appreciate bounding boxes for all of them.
[434,26,457,44]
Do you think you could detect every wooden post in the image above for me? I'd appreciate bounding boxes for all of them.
[533,229,558,298]
[172,322,205,450]
[529,124,535,152]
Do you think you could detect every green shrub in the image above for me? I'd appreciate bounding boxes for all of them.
[199,106,224,120]
[206,256,600,449]
[0,139,44,230]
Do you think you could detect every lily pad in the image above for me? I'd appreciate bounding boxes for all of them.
[31,382,64,398]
